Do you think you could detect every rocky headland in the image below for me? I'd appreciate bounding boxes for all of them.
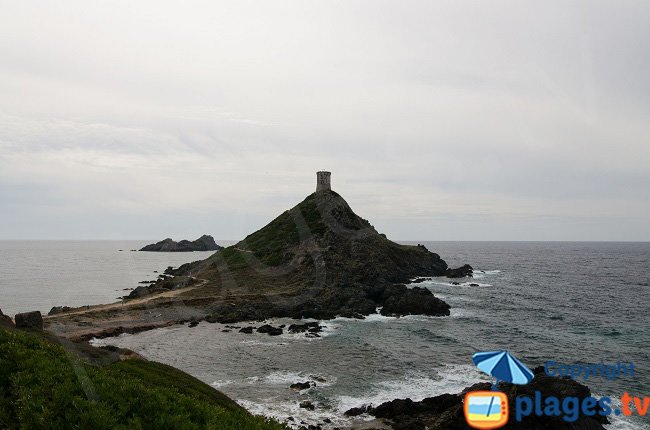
[45,187,469,341]
[139,234,222,252]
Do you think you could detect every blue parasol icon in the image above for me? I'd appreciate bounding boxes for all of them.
[472,350,534,390]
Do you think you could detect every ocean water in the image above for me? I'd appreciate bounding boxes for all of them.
[0,240,231,314]
[1,241,648,428]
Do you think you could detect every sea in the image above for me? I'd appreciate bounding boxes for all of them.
[1,241,648,429]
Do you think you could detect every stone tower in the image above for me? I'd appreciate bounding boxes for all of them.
[316,171,331,191]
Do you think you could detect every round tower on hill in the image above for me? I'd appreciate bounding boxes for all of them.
[316,171,331,191]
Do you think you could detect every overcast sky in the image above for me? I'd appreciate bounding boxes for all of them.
[1,1,648,241]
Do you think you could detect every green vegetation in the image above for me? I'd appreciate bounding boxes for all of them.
[236,193,327,266]
[0,328,287,430]
[219,247,249,270]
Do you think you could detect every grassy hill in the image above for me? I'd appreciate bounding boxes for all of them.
[0,327,286,430]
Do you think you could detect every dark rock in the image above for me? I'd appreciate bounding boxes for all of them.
[411,277,427,283]
[288,322,322,333]
[445,264,473,278]
[450,281,460,285]
[239,326,254,334]
[125,275,197,300]
[188,321,199,328]
[128,285,151,298]
[469,283,480,287]
[344,405,371,416]
[379,285,450,317]
[0,309,14,327]
[48,306,72,315]
[140,235,223,252]
[257,324,283,336]
[15,311,43,330]
[299,400,315,410]
[290,381,313,391]
[369,371,608,430]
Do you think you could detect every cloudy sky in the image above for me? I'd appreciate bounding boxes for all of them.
[1,0,648,241]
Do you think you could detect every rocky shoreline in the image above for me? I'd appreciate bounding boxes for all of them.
[8,305,612,430]
[261,366,608,430]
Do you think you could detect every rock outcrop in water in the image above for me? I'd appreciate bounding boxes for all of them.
[445,263,473,278]
[139,235,222,252]
[363,367,608,430]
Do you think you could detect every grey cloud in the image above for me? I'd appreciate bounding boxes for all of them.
[0,0,648,240]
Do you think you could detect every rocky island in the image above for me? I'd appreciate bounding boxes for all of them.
[139,234,222,252]
[45,172,466,341]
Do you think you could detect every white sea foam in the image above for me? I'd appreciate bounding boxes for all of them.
[471,269,501,279]
[450,308,476,319]
[414,278,492,287]
[245,318,335,341]
[237,399,350,430]
[327,312,453,329]
[263,370,336,387]
[244,376,260,384]
[240,339,287,347]
[210,379,233,388]
[335,364,490,413]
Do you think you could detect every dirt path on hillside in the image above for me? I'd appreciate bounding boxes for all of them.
[43,279,209,320]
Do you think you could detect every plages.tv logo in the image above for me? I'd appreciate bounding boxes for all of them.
[464,351,648,429]
[464,351,534,429]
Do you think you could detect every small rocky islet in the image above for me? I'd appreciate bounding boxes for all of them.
[139,234,223,252]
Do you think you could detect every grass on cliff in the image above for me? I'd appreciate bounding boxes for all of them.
[0,327,287,430]
[226,193,327,267]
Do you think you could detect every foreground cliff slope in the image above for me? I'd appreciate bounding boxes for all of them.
[0,326,286,429]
